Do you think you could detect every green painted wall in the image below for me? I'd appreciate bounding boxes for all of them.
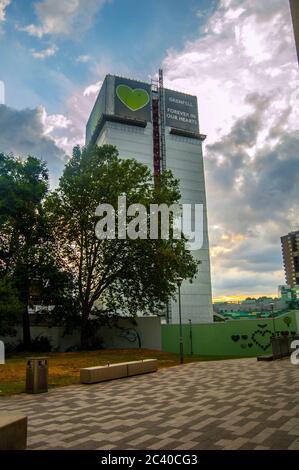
[162,312,298,357]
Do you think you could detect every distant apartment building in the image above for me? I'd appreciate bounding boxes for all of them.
[279,284,299,300]
[213,297,287,314]
[290,0,299,64]
[281,230,299,288]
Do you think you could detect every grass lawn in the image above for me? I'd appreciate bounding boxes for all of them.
[0,349,244,396]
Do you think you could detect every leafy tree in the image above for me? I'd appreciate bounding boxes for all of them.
[0,153,49,346]
[47,145,197,348]
[0,276,22,336]
[287,298,299,310]
[30,260,81,335]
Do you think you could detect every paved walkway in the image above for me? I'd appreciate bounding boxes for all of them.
[1,358,299,450]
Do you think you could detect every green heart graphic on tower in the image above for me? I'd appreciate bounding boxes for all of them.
[116,84,150,111]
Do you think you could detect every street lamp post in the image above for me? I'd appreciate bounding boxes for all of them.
[189,319,193,355]
[270,303,276,337]
[176,277,184,364]
[270,302,282,358]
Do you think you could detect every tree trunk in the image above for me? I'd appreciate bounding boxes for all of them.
[22,307,31,348]
[80,307,90,350]
[20,264,31,349]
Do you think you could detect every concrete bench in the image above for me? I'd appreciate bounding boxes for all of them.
[257,355,274,361]
[80,362,128,384]
[80,359,158,384]
[0,414,27,450]
[127,359,158,376]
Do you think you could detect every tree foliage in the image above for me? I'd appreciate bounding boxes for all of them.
[0,276,22,336]
[47,145,198,348]
[0,153,49,344]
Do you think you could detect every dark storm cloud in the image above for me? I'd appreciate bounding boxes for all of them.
[215,274,278,291]
[220,241,283,273]
[206,93,272,191]
[0,104,66,186]
[206,89,298,294]
[230,93,270,147]
[208,93,270,153]
[206,93,298,232]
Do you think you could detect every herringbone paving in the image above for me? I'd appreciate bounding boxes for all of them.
[1,358,299,450]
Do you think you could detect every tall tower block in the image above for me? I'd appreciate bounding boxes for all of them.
[86,74,213,324]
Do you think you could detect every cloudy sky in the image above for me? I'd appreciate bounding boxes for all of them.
[0,0,298,300]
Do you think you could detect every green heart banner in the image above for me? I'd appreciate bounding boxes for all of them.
[116,84,150,112]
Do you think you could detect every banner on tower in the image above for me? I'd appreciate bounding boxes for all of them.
[164,89,199,133]
[114,77,151,122]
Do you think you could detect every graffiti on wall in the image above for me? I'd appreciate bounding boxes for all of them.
[230,316,296,352]
[118,328,141,348]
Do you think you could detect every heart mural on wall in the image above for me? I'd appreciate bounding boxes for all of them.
[231,335,240,342]
[230,326,273,351]
[252,329,272,351]
[116,85,150,111]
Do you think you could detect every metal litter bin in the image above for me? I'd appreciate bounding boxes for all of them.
[26,357,48,394]
[271,336,290,358]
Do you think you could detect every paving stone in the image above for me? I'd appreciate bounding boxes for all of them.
[1,358,299,449]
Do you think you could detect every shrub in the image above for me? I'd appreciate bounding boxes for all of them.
[15,335,52,352]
